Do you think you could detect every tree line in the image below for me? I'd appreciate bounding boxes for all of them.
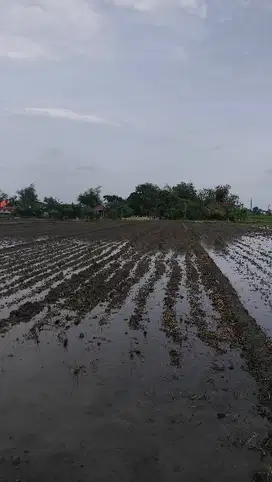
[0,182,251,221]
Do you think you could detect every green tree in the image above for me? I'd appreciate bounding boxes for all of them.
[252,206,262,215]
[77,186,101,208]
[214,184,231,203]
[17,183,38,209]
[0,190,8,202]
[128,183,160,217]
[198,184,240,220]
[43,198,82,219]
[44,197,61,211]
[199,188,216,205]
[172,182,198,201]
[122,204,134,218]
[103,194,127,219]
[157,187,176,219]
[104,195,123,204]
[229,207,248,222]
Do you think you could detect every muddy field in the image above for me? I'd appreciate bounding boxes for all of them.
[1,220,272,482]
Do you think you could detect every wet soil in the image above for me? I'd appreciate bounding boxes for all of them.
[1,220,272,481]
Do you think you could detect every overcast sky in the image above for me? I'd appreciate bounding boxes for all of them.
[0,0,271,207]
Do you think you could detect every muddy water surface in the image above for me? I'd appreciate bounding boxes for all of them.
[204,235,272,335]
[0,221,272,481]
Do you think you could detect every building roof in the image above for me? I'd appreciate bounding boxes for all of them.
[0,208,14,215]
[93,204,106,212]
[0,206,14,212]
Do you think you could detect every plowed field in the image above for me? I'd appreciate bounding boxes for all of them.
[0,220,272,482]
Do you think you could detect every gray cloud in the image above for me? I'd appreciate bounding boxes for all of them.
[75,165,97,172]
[9,107,119,126]
[0,0,271,208]
[0,0,104,60]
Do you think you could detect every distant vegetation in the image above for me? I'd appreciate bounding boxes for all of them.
[0,182,270,222]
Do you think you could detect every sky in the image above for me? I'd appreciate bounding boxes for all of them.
[0,0,272,208]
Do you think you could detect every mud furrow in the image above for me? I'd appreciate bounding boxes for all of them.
[103,254,151,315]
[236,239,272,263]
[129,253,165,330]
[0,244,90,294]
[0,239,88,274]
[0,242,131,328]
[222,247,272,296]
[184,252,206,334]
[9,242,127,311]
[0,238,100,277]
[65,252,144,320]
[0,240,64,269]
[230,245,272,278]
[0,242,115,298]
[0,238,51,256]
[161,254,183,345]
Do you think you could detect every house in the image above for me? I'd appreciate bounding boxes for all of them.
[0,206,15,219]
[93,204,106,218]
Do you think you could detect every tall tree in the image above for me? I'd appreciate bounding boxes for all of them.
[198,188,215,204]
[103,194,128,219]
[172,182,198,201]
[17,183,38,208]
[77,186,101,208]
[128,183,160,217]
[157,187,177,219]
[103,195,124,205]
[214,184,231,203]
[199,185,239,207]
[252,206,262,215]
[44,197,61,211]
[0,190,8,202]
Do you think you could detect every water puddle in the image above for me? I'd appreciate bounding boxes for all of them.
[204,237,272,335]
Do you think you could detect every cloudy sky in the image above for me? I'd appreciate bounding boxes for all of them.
[0,0,271,207]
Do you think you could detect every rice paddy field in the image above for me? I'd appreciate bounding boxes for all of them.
[0,219,272,482]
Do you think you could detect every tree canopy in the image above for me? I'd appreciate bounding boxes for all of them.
[77,187,101,208]
[0,190,8,202]
[1,180,249,222]
[17,183,38,209]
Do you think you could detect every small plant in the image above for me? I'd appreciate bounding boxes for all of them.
[70,363,86,391]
